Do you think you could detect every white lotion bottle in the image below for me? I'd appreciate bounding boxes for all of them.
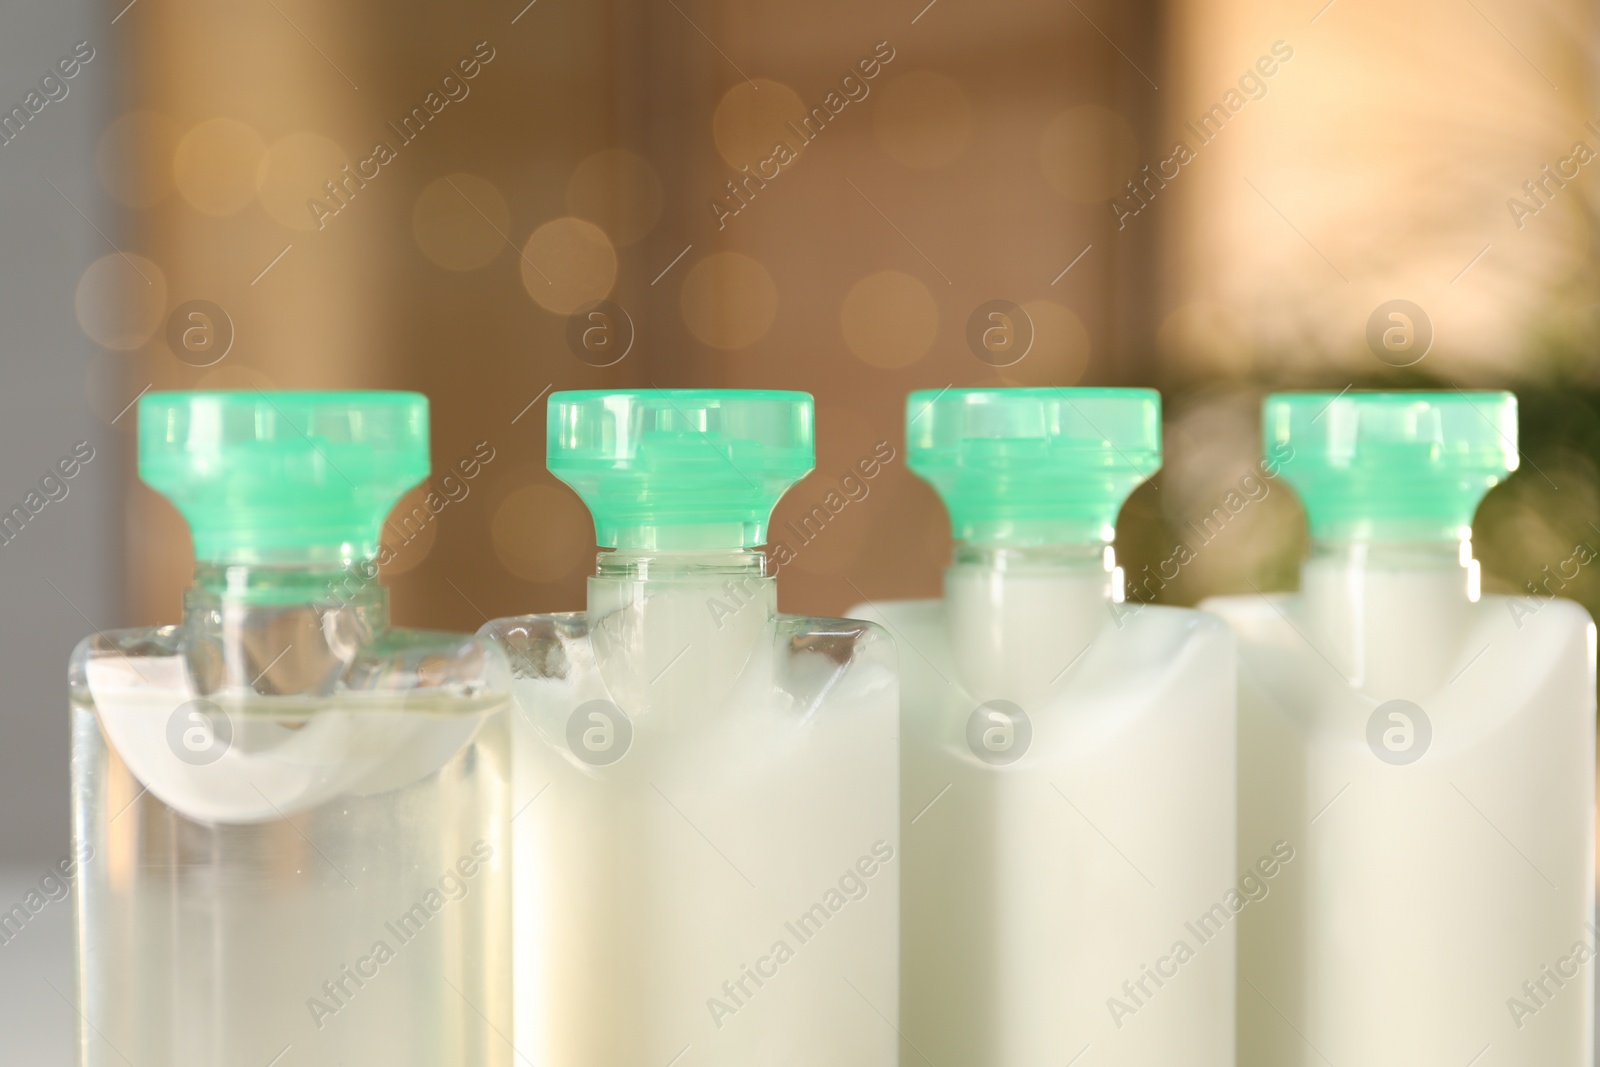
[1205,391,1596,1066]
[855,388,1238,1066]
[482,390,899,1067]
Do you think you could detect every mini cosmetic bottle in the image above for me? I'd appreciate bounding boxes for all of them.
[856,387,1238,1066]
[1205,391,1595,1066]
[71,391,513,1067]
[483,389,900,1067]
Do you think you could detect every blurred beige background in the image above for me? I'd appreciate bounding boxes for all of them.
[84,0,1600,639]
[98,0,1164,627]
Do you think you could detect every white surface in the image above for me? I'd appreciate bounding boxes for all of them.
[0,867,76,1065]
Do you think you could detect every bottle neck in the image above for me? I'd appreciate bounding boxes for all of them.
[586,546,775,719]
[188,561,390,607]
[593,546,769,583]
[183,561,388,696]
[1301,536,1476,603]
[1299,535,1477,688]
[589,546,775,633]
[950,540,1114,579]
[944,539,1118,701]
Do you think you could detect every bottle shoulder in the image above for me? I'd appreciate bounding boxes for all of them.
[777,610,894,659]
[69,625,180,703]
[1492,590,1595,634]
[350,626,507,692]
[854,596,1232,715]
[478,611,587,683]
[851,596,1232,646]
[1203,589,1594,719]
[1201,589,1595,643]
[480,608,896,707]
[772,612,898,705]
[69,624,180,665]
[71,620,506,704]
[1110,599,1234,637]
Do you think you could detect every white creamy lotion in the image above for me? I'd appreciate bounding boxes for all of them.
[485,390,900,1067]
[857,388,1238,1066]
[1206,391,1596,1066]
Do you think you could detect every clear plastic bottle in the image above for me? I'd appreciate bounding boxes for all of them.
[854,388,1238,1066]
[482,390,899,1067]
[1204,391,1596,1066]
[70,392,513,1067]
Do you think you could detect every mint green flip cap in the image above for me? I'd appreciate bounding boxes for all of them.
[1264,390,1517,541]
[907,388,1161,544]
[548,390,814,550]
[139,391,430,563]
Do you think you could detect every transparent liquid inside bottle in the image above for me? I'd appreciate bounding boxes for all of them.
[70,565,514,1067]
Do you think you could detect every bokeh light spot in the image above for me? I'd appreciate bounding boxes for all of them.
[492,484,591,582]
[414,173,510,271]
[258,132,348,231]
[712,79,808,169]
[999,300,1091,385]
[680,252,778,350]
[377,486,441,577]
[841,270,938,369]
[173,118,266,216]
[74,253,167,350]
[567,149,664,247]
[520,216,618,314]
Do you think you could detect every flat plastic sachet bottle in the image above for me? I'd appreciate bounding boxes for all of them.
[1205,391,1596,1067]
[483,389,900,1067]
[70,391,513,1067]
[856,387,1239,1067]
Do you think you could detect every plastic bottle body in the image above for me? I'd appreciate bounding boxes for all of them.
[1206,541,1597,1066]
[858,544,1238,1066]
[484,550,900,1067]
[69,567,513,1067]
